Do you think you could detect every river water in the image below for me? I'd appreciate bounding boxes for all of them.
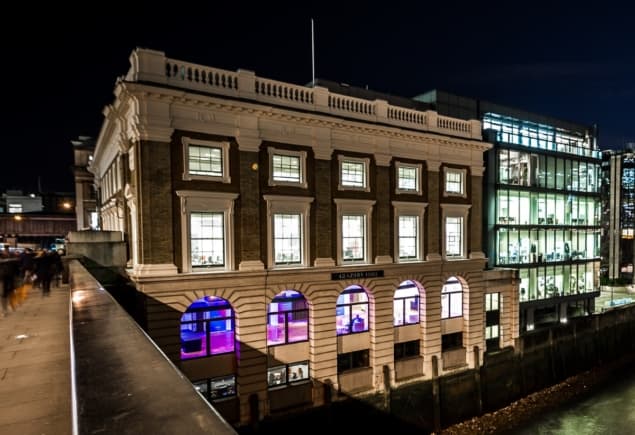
[515,368,635,434]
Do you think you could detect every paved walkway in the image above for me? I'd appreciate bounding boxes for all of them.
[0,282,72,435]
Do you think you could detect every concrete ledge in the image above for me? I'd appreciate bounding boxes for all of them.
[69,260,236,435]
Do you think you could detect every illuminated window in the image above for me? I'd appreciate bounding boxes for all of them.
[268,361,309,387]
[177,191,238,272]
[8,204,22,213]
[336,285,369,335]
[338,155,370,191]
[269,147,307,188]
[444,167,467,198]
[441,204,471,259]
[267,290,308,346]
[393,281,420,326]
[335,199,375,265]
[395,162,422,195]
[441,277,463,319]
[190,212,224,267]
[393,201,427,262]
[264,195,313,268]
[180,296,234,360]
[182,137,231,183]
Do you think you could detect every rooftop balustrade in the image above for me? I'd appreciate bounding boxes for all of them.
[127,48,482,140]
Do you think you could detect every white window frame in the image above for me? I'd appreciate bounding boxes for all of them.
[441,203,471,260]
[268,147,308,188]
[395,162,422,195]
[443,167,467,198]
[176,190,238,272]
[334,198,375,265]
[264,195,313,268]
[182,137,231,183]
[338,155,370,192]
[393,201,427,263]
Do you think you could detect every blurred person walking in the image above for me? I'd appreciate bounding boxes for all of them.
[34,249,56,297]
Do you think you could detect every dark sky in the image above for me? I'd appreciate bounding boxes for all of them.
[2,3,633,194]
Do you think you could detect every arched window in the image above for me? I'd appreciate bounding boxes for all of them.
[267,290,309,346]
[394,280,420,326]
[180,296,234,360]
[441,277,463,319]
[336,285,369,335]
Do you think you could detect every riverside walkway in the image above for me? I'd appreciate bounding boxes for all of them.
[0,281,72,435]
[0,259,237,435]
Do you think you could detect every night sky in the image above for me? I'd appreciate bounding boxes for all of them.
[2,3,633,194]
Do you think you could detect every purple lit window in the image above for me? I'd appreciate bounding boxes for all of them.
[336,285,369,335]
[181,296,235,360]
[267,290,308,346]
[394,281,420,326]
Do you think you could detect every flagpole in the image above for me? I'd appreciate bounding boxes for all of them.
[311,18,315,85]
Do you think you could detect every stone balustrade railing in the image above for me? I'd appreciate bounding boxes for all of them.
[128,48,481,140]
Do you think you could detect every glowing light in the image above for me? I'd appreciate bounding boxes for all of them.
[63,202,72,209]
[560,317,568,324]
[14,215,22,221]
[527,324,535,331]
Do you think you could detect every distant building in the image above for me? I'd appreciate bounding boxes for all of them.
[0,190,43,213]
[419,90,602,332]
[72,135,98,230]
[88,48,518,427]
[601,145,635,283]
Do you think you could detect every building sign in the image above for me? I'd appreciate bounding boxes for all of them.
[331,270,384,280]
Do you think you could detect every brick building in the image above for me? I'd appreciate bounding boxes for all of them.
[89,48,518,426]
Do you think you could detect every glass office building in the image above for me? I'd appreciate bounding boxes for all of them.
[601,147,635,282]
[483,113,601,330]
[417,91,602,332]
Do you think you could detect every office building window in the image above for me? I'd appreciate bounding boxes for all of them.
[337,349,369,373]
[395,162,422,195]
[393,201,427,262]
[194,375,236,401]
[190,212,224,267]
[444,167,467,198]
[394,280,420,326]
[182,137,231,183]
[269,147,308,188]
[177,191,238,272]
[336,285,369,335]
[180,296,235,360]
[268,361,309,387]
[273,214,302,265]
[264,195,313,268]
[267,290,309,346]
[441,277,463,319]
[394,340,420,360]
[335,199,375,265]
[441,204,471,259]
[338,155,370,191]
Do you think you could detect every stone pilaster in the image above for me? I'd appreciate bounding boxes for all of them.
[427,169,440,257]
[375,166,391,260]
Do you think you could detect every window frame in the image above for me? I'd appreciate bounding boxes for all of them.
[443,167,467,198]
[177,190,238,272]
[182,137,231,183]
[395,161,422,195]
[334,198,375,265]
[393,201,427,262]
[268,147,308,188]
[441,203,471,260]
[338,155,370,192]
[264,195,313,268]
[441,278,463,319]
[267,361,310,388]
[267,290,309,346]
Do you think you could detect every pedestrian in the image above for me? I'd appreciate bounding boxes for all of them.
[1,255,19,315]
[34,249,55,297]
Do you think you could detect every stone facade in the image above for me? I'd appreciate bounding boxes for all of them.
[90,48,518,427]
